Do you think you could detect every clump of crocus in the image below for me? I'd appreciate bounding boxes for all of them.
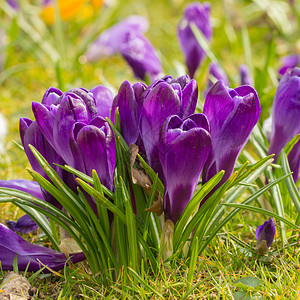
[202,80,261,195]
[177,2,212,78]
[268,67,300,182]
[255,218,275,255]
[240,64,254,86]
[85,15,162,81]
[278,54,299,76]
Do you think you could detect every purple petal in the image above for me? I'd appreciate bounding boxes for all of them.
[0,223,85,272]
[32,102,58,149]
[120,31,163,81]
[256,218,275,248]
[181,79,198,118]
[6,214,38,234]
[89,85,114,119]
[112,81,139,145]
[207,62,229,91]
[240,64,254,86]
[53,95,91,166]
[278,54,299,76]
[76,122,115,191]
[159,115,211,223]
[41,87,63,106]
[288,139,300,182]
[268,67,300,161]
[177,2,212,78]
[139,82,181,175]
[0,179,43,199]
[203,81,261,185]
[85,15,149,62]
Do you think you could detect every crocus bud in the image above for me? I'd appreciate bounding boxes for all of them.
[278,54,299,76]
[177,2,212,78]
[268,67,300,163]
[0,223,85,272]
[207,62,229,91]
[255,218,275,255]
[159,114,211,223]
[202,80,261,189]
[111,81,147,146]
[120,31,163,81]
[240,64,254,86]
[85,15,149,62]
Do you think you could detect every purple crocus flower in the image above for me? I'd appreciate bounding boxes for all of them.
[85,15,149,62]
[120,31,163,81]
[177,2,212,78]
[268,67,300,182]
[278,54,299,76]
[32,86,115,178]
[202,80,261,190]
[268,68,300,159]
[240,64,254,86]
[139,75,198,178]
[207,62,230,91]
[159,114,211,223]
[0,223,85,272]
[256,218,275,248]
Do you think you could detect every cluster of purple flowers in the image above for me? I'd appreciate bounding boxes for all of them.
[2,0,300,273]
[0,73,261,271]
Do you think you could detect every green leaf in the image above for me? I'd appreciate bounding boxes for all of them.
[174,171,224,247]
[233,276,263,289]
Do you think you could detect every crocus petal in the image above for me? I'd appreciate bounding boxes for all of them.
[256,218,275,248]
[6,214,38,234]
[89,85,114,119]
[75,121,115,191]
[203,81,260,186]
[240,64,254,86]
[180,78,198,118]
[112,81,139,145]
[288,139,300,182]
[85,15,149,62]
[159,114,211,223]
[0,179,43,199]
[207,62,229,91]
[41,87,63,106]
[120,31,163,81]
[268,67,300,161]
[278,54,299,75]
[177,2,212,78]
[32,102,58,149]
[139,82,181,175]
[0,223,85,272]
[53,94,91,166]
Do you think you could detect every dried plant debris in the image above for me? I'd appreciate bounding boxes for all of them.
[0,272,32,300]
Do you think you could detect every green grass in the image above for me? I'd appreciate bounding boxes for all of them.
[0,0,300,298]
